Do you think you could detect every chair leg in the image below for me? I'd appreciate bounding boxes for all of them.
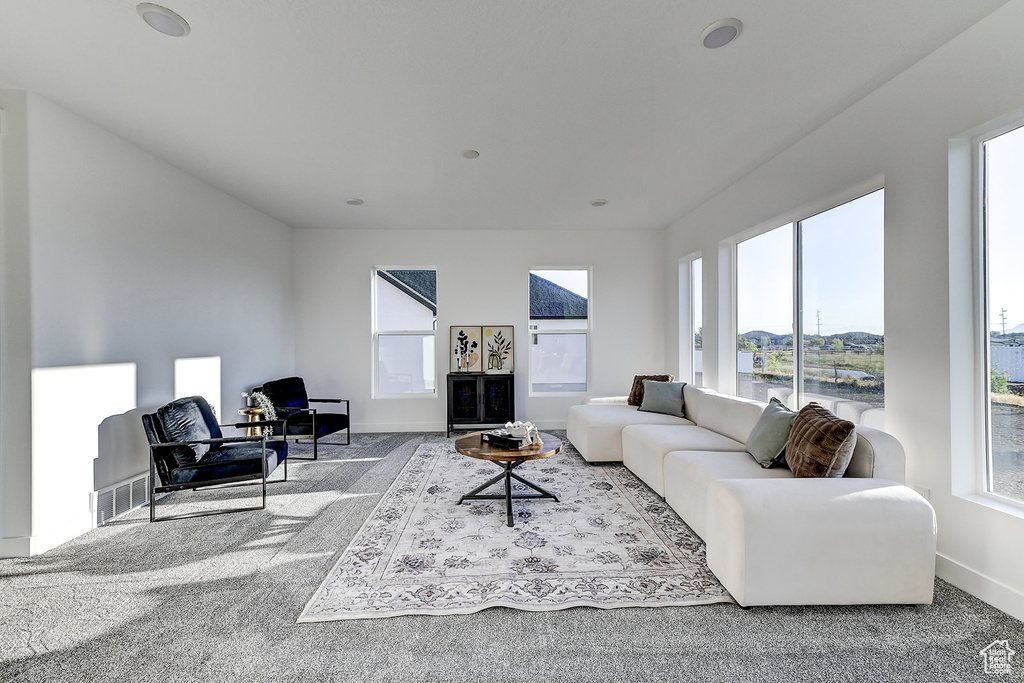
[260,440,268,509]
[149,454,157,523]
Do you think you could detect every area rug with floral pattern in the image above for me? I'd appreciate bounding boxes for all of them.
[297,440,733,621]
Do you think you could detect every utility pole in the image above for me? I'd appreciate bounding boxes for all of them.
[817,309,821,338]
[1001,308,1008,336]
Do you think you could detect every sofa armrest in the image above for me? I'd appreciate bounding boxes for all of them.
[583,396,629,405]
[705,477,936,606]
[848,424,906,482]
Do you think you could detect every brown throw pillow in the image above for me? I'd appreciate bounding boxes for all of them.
[785,403,857,478]
[627,374,674,406]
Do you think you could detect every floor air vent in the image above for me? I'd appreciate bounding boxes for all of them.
[94,474,149,526]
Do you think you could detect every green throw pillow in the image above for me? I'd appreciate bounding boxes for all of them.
[637,380,687,418]
[746,397,797,468]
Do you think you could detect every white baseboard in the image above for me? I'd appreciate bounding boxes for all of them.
[352,421,445,433]
[351,421,569,434]
[0,535,34,558]
[936,553,1024,622]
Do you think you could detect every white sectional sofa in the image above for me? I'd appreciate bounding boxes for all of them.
[565,384,937,607]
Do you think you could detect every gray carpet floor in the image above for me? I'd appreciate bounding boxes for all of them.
[1,431,1021,683]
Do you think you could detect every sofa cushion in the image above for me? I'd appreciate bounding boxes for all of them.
[566,403,693,462]
[627,374,673,406]
[169,439,287,485]
[259,376,310,410]
[746,397,797,468]
[681,384,718,424]
[664,451,793,540]
[697,393,765,444]
[785,403,857,478]
[157,397,217,466]
[638,380,687,418]
[622,424,746,496]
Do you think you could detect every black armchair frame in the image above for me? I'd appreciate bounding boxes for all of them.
[293,398,351,460]
[148,419,287,522]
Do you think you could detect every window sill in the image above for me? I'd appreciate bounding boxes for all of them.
[372,392,437,400]
[957,491,1024,521]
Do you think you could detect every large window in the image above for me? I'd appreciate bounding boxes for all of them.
[736,225,793,401]
[735,190,884,422]
[799,191,885,420]
[529,269,589,394]
[982,123,1024,505]
[373,269,436,396]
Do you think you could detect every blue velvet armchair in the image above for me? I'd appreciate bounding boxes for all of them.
[253,376,350,460]
[142,395,288,522]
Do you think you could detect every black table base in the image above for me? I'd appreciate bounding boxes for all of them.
[457,460,559,527]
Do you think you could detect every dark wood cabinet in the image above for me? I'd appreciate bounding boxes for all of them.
[447,373,515,437]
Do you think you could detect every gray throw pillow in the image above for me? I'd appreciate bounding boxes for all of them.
[746,397,797,468]
[637,380,687,418]
[628,374,674,406]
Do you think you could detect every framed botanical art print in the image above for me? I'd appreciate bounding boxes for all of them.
[450,326,483,372]
[482,326,514,373]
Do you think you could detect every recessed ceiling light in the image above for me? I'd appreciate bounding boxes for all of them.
[701,18,742,49]
[590,199,608,207]
[346,198,364,206]
[462,150,480,159]
[137,3,190,37]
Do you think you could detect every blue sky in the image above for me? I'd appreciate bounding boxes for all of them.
[736,190,885,336]
[987,124,1024,333]
[533,269,588,298]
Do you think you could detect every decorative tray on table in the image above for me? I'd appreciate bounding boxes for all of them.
[481,421,540,449]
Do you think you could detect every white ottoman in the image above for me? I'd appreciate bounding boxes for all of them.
[705,477,936,606]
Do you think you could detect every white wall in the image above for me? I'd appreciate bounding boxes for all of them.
[0,90,34,557]
[664,0,1024,620]
[0,92,297,555]
[294,229,665,432]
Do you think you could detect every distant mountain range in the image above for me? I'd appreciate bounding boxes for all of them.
[740,330,883,347]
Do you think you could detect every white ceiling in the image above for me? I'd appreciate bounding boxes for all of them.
[0,1,1009,231]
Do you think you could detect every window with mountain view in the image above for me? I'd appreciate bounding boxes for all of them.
[373,269,436,395]
[735,189,884,423]
[529,269,589,394]
[736,225,793,401]
[982,123,1024,505]
[799,190,885,422]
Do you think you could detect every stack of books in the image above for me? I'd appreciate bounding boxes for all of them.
[481,429,532,449]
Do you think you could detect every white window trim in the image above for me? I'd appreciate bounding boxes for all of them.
[371,267,438,399]
[954,114,1024,517]
[679,253,702,385]
[528,267,591,397]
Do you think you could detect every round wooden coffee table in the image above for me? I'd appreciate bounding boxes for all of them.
[454,431,561,527]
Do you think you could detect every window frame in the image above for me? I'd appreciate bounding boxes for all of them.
[528,267,591,397]
[972,119,1024,512]
[679,254,703,386]
[731,187,885,417]
[371,267,438,399]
